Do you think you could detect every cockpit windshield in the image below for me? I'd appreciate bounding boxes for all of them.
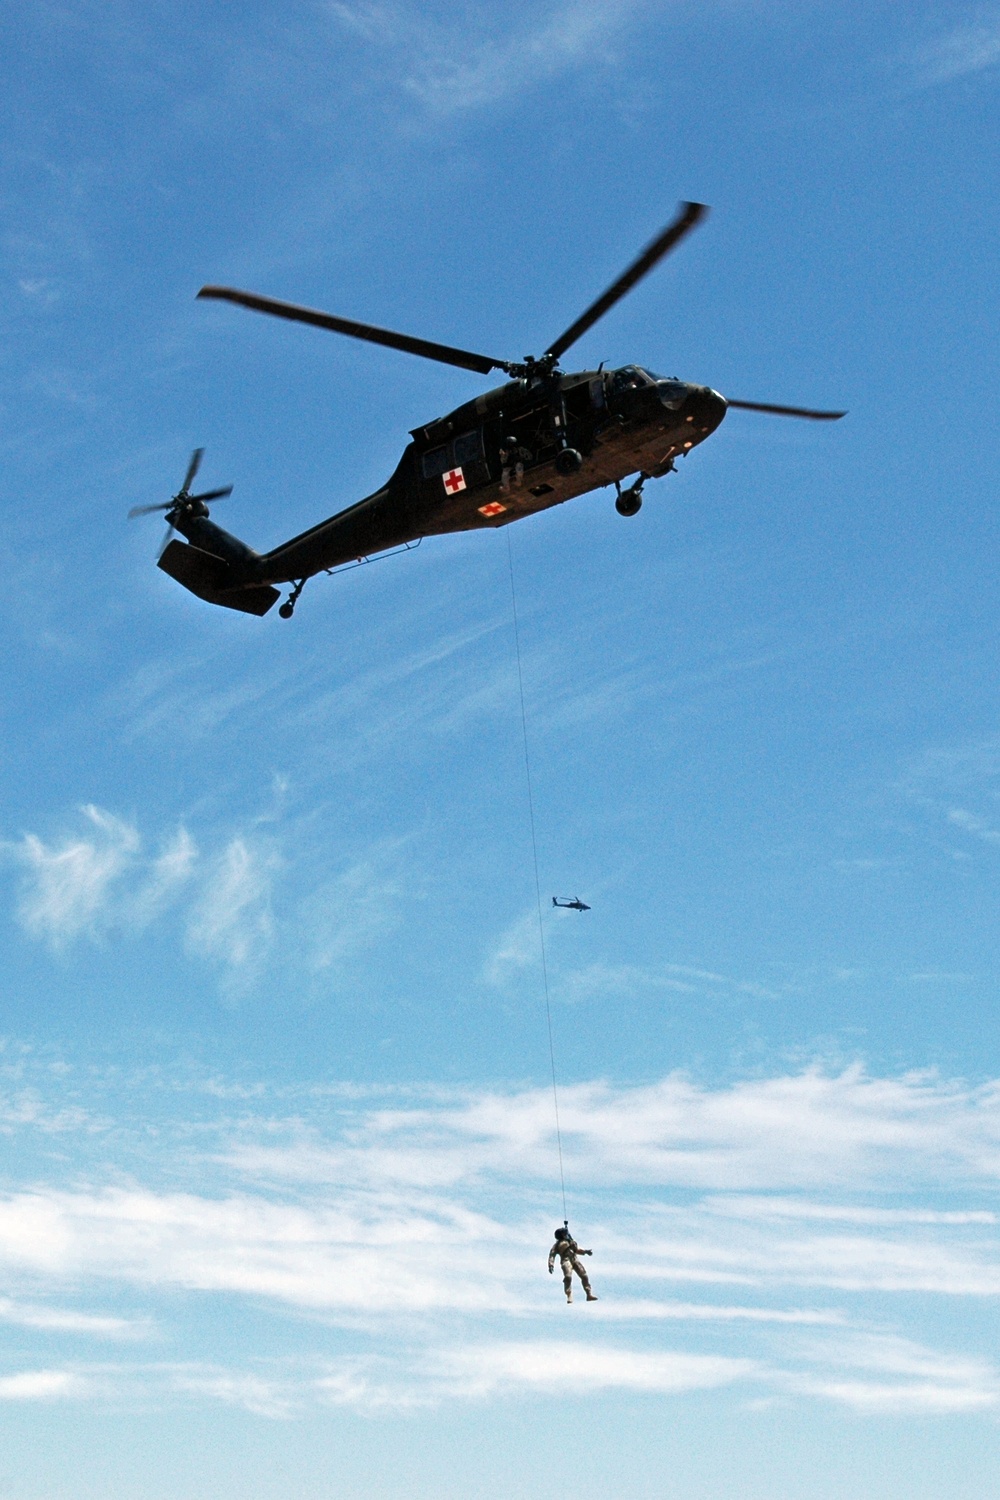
[610,367,689,408]
[610,365,652,394]
[654,376,688,408]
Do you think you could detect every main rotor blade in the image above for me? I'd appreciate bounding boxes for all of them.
[188,486,233,503]
[181,448,204,493]
[128,501,172,518]
[543,202,709,364]
[726,399,846,420]
[157,523,175,559]
[198,286,510,377]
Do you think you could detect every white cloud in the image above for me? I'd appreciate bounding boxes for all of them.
[10,1068,996,1316]
[2,805,412,986]
[0,1369,82,1401]
[586,1299,843,1325]
[3,806,196,949]
[299,841,408,974]
[185,837,278,973]
[907,15,1000,86]
[481,913,763,1005]
[17,276,59,304]
[809,1378,997,1413]
[900,736,1000,854]
[436,1339,756,1397]
[131,827,198,927]
[781,1332,1000,1414]
[2,807,280,978]
[329,0,646,115]
[0,1330,994,1417]
[552,959,766,1006]
[276,1066,1000,1196]
[8,805,139,947]
[0,1297,145,1339]
[947,806,1000,843]
[1,1062,1000,1414]
[705,1196,996,1227]
[169,1367,295,1419]
[481,908,541,986]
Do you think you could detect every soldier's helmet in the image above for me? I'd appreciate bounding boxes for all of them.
[554,1227,570,1241]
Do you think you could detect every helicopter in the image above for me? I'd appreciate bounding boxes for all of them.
[132,202,844,619]
[552,897,591,912]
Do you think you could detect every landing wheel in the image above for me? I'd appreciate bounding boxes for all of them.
[615,488,642,517]
[279,578,307,619]
[555,447,583,476]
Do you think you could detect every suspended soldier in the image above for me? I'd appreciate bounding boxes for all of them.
[548,1225,598,1303]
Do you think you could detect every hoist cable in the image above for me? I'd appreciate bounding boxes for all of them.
[506,529,568,1222]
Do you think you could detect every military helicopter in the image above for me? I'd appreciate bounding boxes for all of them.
[133,202,844,619]
[552,897,591,912]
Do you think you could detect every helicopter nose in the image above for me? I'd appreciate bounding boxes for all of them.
[682,386,728,433]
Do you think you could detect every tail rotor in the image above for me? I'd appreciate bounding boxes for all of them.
[128,449,233,553]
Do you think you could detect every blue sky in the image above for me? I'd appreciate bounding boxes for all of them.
[3,0,1000,1494]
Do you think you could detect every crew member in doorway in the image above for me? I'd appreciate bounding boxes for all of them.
[499,436,532,492]
[548,1225,597,1303]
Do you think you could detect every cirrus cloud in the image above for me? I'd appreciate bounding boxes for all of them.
[0,1060,998,1416]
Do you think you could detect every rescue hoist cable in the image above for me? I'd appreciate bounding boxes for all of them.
[505,530,568,1223]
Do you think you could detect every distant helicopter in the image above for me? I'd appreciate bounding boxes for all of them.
[131,203,844,619]
[552,897,591,912]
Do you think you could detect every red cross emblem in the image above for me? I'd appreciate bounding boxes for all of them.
[442,467,466,494]
[478,501,507,517]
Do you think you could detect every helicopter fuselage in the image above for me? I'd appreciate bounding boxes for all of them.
[168,364,727,609]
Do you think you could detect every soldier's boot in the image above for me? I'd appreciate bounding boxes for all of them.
[564,1276,573,1303]
[581,1276,598,1301]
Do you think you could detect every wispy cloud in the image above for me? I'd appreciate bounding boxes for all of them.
[218,1066,1000,1199]
[186,837,278,975]
[132,828,199,927]
[553,959,775,1006]
[780,1331,1000,1414]
[898,735,1000,858]
[2,806,276,976]
[6,805,140,947]
[0,1369,82,1401]
[0,1297,146,1339]
[1,1061,1000,1414]
[947,807,1000,844]
[481,908,541,987]
[435,1339,756,1397]
[298,839,410,975]
[168,1366,297,1419]
[328,0,647,115]
[905,13,1000,87]
[480,911,754,1006]
[2,800,423,995]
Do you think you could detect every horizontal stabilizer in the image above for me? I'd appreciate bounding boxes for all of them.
[158,540,280,617]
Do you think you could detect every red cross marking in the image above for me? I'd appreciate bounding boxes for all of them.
[478,501,507,517]
[442,467,466,494]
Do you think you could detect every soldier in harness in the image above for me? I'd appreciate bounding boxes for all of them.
[548,1225,598,1303]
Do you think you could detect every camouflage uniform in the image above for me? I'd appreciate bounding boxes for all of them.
[548,1231,597,1303]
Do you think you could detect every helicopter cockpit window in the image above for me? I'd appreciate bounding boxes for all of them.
[453,430,483,465]
[421,445,451,478]
[656,379,688,408]
[610,365,648,394]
